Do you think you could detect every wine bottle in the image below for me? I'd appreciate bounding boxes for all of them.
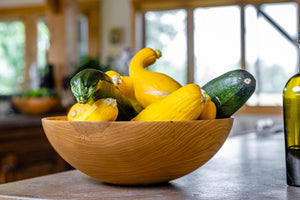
[283,32,300,187]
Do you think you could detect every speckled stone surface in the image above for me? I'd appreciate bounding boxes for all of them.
[0,132,299,200]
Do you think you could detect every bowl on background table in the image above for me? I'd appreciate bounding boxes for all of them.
[42,116,233,185]
[12,97,60,115]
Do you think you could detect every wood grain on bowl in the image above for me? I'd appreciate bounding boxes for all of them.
[42,116,233,185]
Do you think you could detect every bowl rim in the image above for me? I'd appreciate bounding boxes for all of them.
[42,115,234,124]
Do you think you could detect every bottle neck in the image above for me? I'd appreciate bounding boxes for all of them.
[298,45,300,72]
[298,30,300,72]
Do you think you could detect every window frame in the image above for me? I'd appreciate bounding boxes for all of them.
[132,0,300,115]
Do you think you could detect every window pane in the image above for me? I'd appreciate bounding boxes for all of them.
[245,3,298,106]
[194,6,241,86]
[0,21,25,95]
[37,18,49,69]
[78,15,89,58]
[145,9,187,85]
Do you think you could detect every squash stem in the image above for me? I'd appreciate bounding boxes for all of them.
[111,75,123,85]
[104,98,117,107]
[155,49,162,59]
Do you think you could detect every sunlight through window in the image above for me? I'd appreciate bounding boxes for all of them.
[145,9,187,85]
[0,21,25,95]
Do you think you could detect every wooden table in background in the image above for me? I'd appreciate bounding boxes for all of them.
[0,132,300,199]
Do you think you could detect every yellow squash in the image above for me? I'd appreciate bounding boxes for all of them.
[198,91,216,120]
[129,48,182,108]
[105,70,142,113]
[131,84,206,121]
[198,100,217,120]
[67,102,90,121]
[67,98,118,121]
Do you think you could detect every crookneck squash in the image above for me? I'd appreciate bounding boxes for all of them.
[198,100,217,120]
[131,84,206,121]
[129,48,182,108]
[67,98,118,121]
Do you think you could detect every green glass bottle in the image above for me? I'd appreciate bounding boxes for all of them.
[283,33,300,187]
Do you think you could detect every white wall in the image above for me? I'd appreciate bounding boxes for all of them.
[100,0,132,63]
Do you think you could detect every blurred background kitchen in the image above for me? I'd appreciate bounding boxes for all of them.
[0,0,297,183]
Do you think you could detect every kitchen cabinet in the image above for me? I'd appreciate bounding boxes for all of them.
[0,114,71,183]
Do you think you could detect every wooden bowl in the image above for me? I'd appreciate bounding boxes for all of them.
[42,116,233,185]
[12,97,60,115]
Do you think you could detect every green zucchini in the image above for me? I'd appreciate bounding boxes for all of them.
[202,69,256,118]
[70,69,137,121]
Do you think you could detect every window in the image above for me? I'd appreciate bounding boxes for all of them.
[0,21,25,95]
[78,15,89,59]
[0,1,100,95]
[37,18,50,70]
[139,1,299,108]
[37,15,90,71]
[145,9,187,85]
[245,3,298,106]
[194,6,241,86]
